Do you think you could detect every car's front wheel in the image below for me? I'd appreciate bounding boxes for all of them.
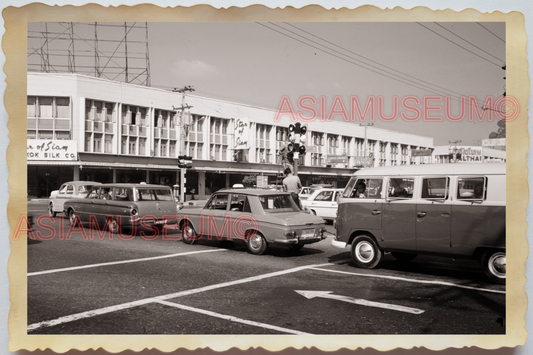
[48,203,57,217]
[246,231,267,255]
[481,250,506,284]
[351,234,383,269]
[68,209,77,225]
[181,220,197,245]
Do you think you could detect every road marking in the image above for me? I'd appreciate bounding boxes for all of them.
[28,262,331,332]
[310,267,506,294]
[28,249,227,277]
[295,290,425,314]
[154,300,312,335]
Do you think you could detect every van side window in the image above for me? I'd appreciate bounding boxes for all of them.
[344,178,383,198]
[388,178,414,198]
[457,177,486,200]
[422,177,449,199]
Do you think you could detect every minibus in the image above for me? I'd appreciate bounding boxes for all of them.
[331,163,506,284]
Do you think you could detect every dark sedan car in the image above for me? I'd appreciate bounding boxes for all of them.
[177,188,327,254]
[64,183,179,234]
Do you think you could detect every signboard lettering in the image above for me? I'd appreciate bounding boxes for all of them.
[27,139,78,161]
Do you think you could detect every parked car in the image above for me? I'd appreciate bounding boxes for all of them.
[64,183,179,234]
[301,188,344,222]
[48,181,101,217]
[331,163,506,284]
[177,188,327,254]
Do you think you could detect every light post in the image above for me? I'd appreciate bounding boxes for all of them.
[172,86,194,202]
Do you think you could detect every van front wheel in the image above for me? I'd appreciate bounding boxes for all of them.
[351,235,383,269]
[482,250,506,284]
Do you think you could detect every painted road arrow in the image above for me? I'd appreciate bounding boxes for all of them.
[295,290,425,315]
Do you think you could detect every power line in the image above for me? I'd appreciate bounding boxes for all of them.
[433,22,504,63]
[477,22,506,43]
[258,22,489,108]
[416,22,502,67]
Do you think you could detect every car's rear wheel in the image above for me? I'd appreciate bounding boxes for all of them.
[181,220,197,244]
[108,218,120,234]
[246,231,267,255]
[351,234,383,269]
[391,252,417,262]
[48,203,57,217]
[481,250,506,284]
[68,209,77,225]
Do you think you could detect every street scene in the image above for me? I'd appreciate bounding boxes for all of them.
[23,20,508,338]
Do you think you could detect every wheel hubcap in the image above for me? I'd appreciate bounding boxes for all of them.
[356,242,374,262]
[489,253,506,277]
[250,235,262,249]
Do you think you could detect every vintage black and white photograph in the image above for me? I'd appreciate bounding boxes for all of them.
[8,4,528,352]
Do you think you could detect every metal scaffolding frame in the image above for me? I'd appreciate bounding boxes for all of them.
[28,22,151,86]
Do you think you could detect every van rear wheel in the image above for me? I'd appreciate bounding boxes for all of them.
[482,250,506,284]
[351,235,383,269]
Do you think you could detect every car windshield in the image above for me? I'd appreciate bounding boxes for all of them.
[258,195,299,213]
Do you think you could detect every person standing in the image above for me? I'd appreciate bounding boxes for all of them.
[282,168,302,209]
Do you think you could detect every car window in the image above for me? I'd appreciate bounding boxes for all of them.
[205,194,229,210]
[229,194,246,212]
[66,185,74,195]
[78,185,92,195]
[100,187,113,200]
[87,187,100,199]
[388,178,414,198]
[154,188,173,201]
[258,195,299,213]
[58,184,67,195]
[422,177,449,199]
[344,178,383,199]
[114,188,134,201]
[315,190,334,201]
[457,177,486,200]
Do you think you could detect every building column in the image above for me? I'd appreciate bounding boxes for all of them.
[198,171,206,199]
[74,166,80,181]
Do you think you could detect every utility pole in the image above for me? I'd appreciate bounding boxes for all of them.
[172,86,195,202]
[360,123,374,167]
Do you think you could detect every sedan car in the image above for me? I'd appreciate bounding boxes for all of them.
[301,188,344,222]
[64,183,179,234]
[177,189,327,255]
[48,181,101,217]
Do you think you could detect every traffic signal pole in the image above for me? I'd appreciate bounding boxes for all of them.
[287,122,307,176]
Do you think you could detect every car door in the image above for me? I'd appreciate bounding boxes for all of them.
[55,183,74,212]
[308,190,335,218]
[415,176,452,254]
[199,193,230,240]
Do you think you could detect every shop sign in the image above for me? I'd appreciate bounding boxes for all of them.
[256,175,268,188]
[411,149,433,156]
[327,155,347,164]
[482,138,506,147]
[234,117,249,150]
[27,139,77,161]
[457,147,483,162]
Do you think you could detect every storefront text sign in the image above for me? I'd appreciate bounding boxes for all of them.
[27,139,78,160]
[234,117,249,150]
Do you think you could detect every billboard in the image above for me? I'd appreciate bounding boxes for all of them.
[27,139,77,161]
[234,117,250,150]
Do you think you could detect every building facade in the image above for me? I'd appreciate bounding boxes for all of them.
[27,73,434,199]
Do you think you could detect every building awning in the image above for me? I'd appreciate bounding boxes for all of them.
[28,160,181,170]
[190,166,279,175]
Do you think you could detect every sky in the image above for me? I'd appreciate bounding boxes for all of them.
[147,22,506,146]
[27,21,506,146]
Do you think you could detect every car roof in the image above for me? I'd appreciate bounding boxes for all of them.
[353,163,505,176]
[62,181,101,186]
[216,188,289,196]
[97,183,171,188]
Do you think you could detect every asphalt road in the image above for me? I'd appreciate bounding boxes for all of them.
[26,201,505,335]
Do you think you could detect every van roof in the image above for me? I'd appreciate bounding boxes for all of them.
[353,163,506,176]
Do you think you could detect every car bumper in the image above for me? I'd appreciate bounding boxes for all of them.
[274,234,326,245]
[330,239,347,249]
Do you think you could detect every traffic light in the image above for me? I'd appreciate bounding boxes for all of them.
[178,155,193,168]
[288,122,307,161]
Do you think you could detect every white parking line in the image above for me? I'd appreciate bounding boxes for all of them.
[155,300,311,335]
[310,267,506,294]
[28,249,227,277]
[27,262,331,332]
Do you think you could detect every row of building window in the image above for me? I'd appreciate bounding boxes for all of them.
[27,96,429,165]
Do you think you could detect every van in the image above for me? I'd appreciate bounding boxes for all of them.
[331,163,506,284]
